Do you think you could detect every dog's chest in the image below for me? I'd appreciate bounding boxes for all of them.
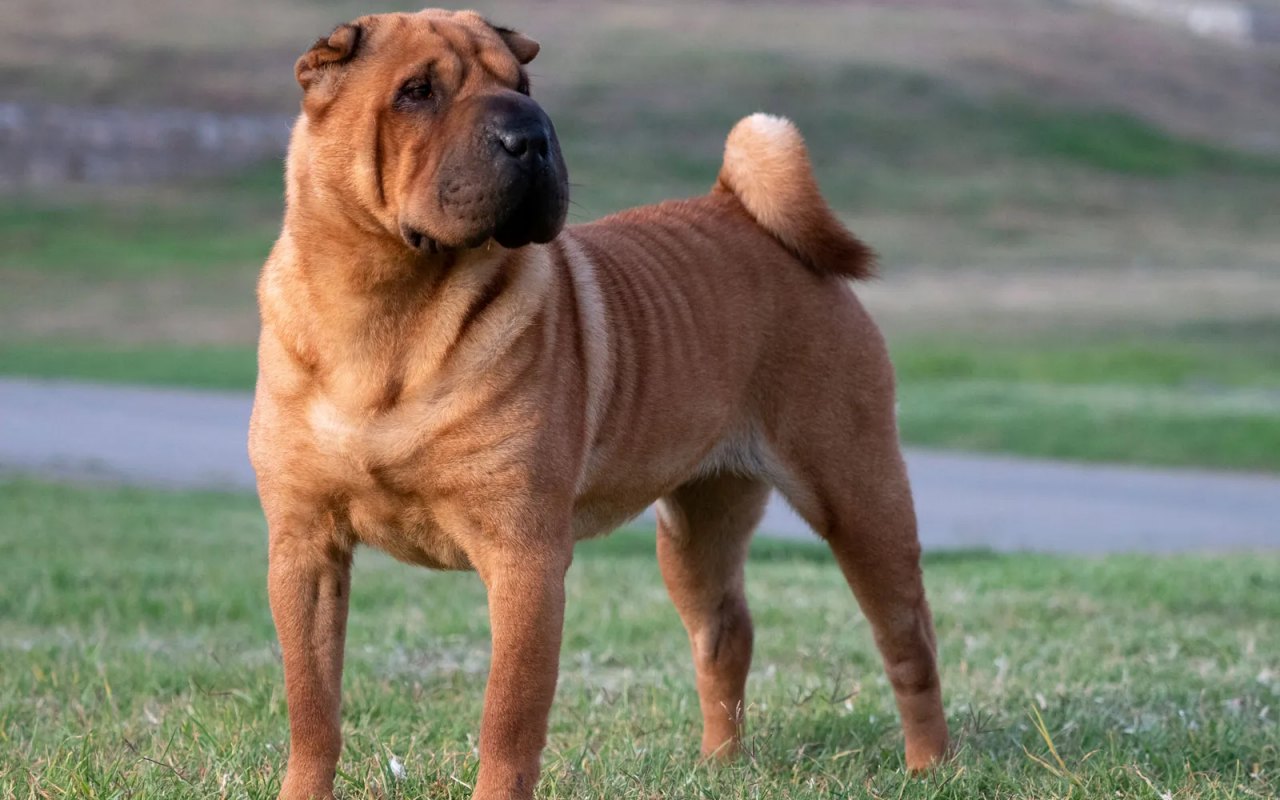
[294,385,532,570]
[306,395,417,468]
[299,393,464,566]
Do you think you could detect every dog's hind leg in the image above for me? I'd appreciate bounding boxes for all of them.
[656,473,771,759]
[765,348,949,770]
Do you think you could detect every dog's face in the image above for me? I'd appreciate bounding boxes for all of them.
[294,9,568,252]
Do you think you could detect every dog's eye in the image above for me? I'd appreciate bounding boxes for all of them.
[396,79,434,106]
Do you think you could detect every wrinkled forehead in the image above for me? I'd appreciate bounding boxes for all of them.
[358,9,524,87]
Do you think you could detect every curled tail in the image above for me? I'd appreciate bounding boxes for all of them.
[715,113,875,279]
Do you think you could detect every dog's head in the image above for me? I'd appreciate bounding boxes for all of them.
[293,9,568,253]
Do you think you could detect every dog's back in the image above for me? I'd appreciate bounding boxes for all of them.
[562,114,896,540]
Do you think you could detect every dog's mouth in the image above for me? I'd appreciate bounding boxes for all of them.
[400,223,455,255]
[400,188,562,255]
[488,169,569,250]
[492,199,552,250]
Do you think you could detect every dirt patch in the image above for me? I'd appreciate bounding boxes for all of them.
[0,268,260,345]
[861,265,1280,334]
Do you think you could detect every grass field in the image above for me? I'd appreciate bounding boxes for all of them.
[2,0,1278,472]
[2,480,1278,798]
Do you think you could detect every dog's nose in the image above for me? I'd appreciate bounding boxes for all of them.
[495,122,548,161]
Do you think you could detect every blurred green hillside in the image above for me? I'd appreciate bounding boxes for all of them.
[2,0,1278,469]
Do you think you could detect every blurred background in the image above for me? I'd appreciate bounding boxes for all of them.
[3,4,1279,796]
[1,0,1278,472]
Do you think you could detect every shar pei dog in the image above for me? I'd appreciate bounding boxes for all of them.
[249,8,948,799]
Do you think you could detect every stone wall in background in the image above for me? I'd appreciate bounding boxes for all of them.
[1079,0,1280,46]
[0,103,293,188]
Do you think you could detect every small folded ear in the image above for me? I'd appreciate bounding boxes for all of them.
[295,23,363,92]
[492,25,539,64]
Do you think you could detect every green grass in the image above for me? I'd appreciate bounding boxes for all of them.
[899,380,1280,471]
[1003,108,1280,177]
[2,480,1277,798]
[892,332,1280,471]
[892,333,1280,389]
[0,343,258,390]
[0,165,282,277]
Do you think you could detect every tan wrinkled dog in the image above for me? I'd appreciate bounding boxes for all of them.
[250,9,948,799]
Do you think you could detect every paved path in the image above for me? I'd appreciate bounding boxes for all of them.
[2,378,1276,554]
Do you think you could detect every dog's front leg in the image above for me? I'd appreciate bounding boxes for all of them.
[268,526,352,800]
[471,545,572,800]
